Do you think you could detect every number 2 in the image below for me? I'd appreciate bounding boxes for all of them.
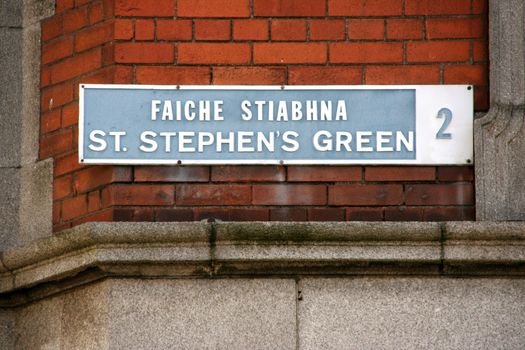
[436,108,452,139]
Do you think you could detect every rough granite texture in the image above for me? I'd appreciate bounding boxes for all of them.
[299,277,525,350]
[475,0,525,220]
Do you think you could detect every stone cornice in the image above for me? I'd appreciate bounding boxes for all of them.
[0,221,524,306]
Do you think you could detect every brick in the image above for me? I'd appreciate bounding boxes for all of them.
[70,208,114,227]
[114,208,155,221]
[254,43,326,64]
[115,0,175,17]
[41,67,51,87]
[41,82,74,112]
[195,20,231,41]
[423,207,475,221]
[289,66,362,84]
[329,0,402,16]
[366,65,440,84]
[405,0,471,15]
[87,191,101,212]
[135,166,209,182]
[405,184,474,205]
[310,20,345,41]
[384,207,423,221]
[114,19,134,40]
[63,8,88,33]
[156,20,192,41]
[88,2,104,24]
[135,19,155,40]
[115,42,174,63]
[156,209,194,222]
[254,0,325,17]
[53,202,61,225]
[472,0,488,14]
[53,222,73,232]
[253,184,326,205]
[309,208,345,221]
[41,109,62,134]
[75,22,113,53]
[230,208,269,221]
[62,195,88,221]
[195,209,230,222]
[233,20,269,41]
[329,184,403,206]
[270,208,307,221]
[56,0,74,13]
[60,105,78,127]
[54,175,72,200]
[271,20,307,41]
[386,19,423,40]
[444,64,488,85]
[102,0,115,18]
[213,67,286,85]
[346,207,383,221]
[49,124,71,152]
[42,36,74,65]
[50,49,102,84]
[42,16,63,42]
[80,65,134,85]
[55,152,85,176]
[136,66,210,84]
[436,166,474,181]
[348,19,385,40]
[74,166,132,193]
[211,166,285,182]
[53,222,72,232]
[474,85,489,111]
[178,0,249,18]
[331,43,403,64]
[178,43,251,64]
[426,18,484,39]
[288,166,361,182]
[473,40,488,62]
[365,166,435,181]
[76,0,95,6]
[103,184,175,206]
[407,41,470,63]
[176,184,251,205]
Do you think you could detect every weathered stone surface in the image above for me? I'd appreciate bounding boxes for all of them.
[14,292,62,349]
[475,0,525,220]
[489,0,525,106]
[108,279,296,349]
[0,27,22,168]
[0,0,22,27]
[0,168,20,249]
[0,309,14,349]
[22,0,54,27]
[20,23,42,165]
[61,282,109,349]
[299,277,525,350]
[0,221,523,299]
[18,160,53,245]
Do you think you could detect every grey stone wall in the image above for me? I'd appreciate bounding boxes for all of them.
[0,0,54,248]
[3,277,525,349]
[475,0,525,220]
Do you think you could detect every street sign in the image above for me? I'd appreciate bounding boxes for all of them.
[79,85,473,165]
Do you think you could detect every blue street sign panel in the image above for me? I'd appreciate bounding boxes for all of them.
[79,85,473,165]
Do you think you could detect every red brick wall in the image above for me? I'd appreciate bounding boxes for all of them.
[41,0,487,231]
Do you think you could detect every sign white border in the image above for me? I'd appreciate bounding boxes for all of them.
[79,84,473,165]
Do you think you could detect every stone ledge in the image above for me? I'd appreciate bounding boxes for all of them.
[0,221,524,305]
